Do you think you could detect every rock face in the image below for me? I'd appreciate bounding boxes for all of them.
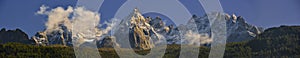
[128,9,156,49]
[0,28,34,44]
[114,8,161,50]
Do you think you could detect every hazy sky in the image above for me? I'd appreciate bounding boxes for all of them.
[0,0,300,36]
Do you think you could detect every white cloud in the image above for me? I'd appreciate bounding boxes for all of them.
[36,5,114,46]
[181,30,212,46]
[36,5,49,15]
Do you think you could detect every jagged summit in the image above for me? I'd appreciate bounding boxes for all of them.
[114,8,161,50]
[133,8,139,14]
[190,13,264,42]
[128,8,155,49]
[31,24,72,46]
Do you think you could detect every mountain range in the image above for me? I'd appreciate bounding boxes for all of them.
[1,8,264,50]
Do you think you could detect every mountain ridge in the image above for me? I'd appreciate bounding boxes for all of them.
[27,8,264,48]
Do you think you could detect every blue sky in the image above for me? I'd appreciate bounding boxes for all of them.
[0,0,300,36]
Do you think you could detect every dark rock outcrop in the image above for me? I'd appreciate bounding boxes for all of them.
[0,28,34,44]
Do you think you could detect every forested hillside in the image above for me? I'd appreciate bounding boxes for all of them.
[0,26,299,58]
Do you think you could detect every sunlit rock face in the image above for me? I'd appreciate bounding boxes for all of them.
[114,8,170,50]
[127,9,156,50]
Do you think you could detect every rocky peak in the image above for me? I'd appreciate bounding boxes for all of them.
[31,24,72,46]
[188,13,264,42]
[31,32,48,46]
[115,8,158,50]
[130,9,155,50]
[0,28,33,44]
